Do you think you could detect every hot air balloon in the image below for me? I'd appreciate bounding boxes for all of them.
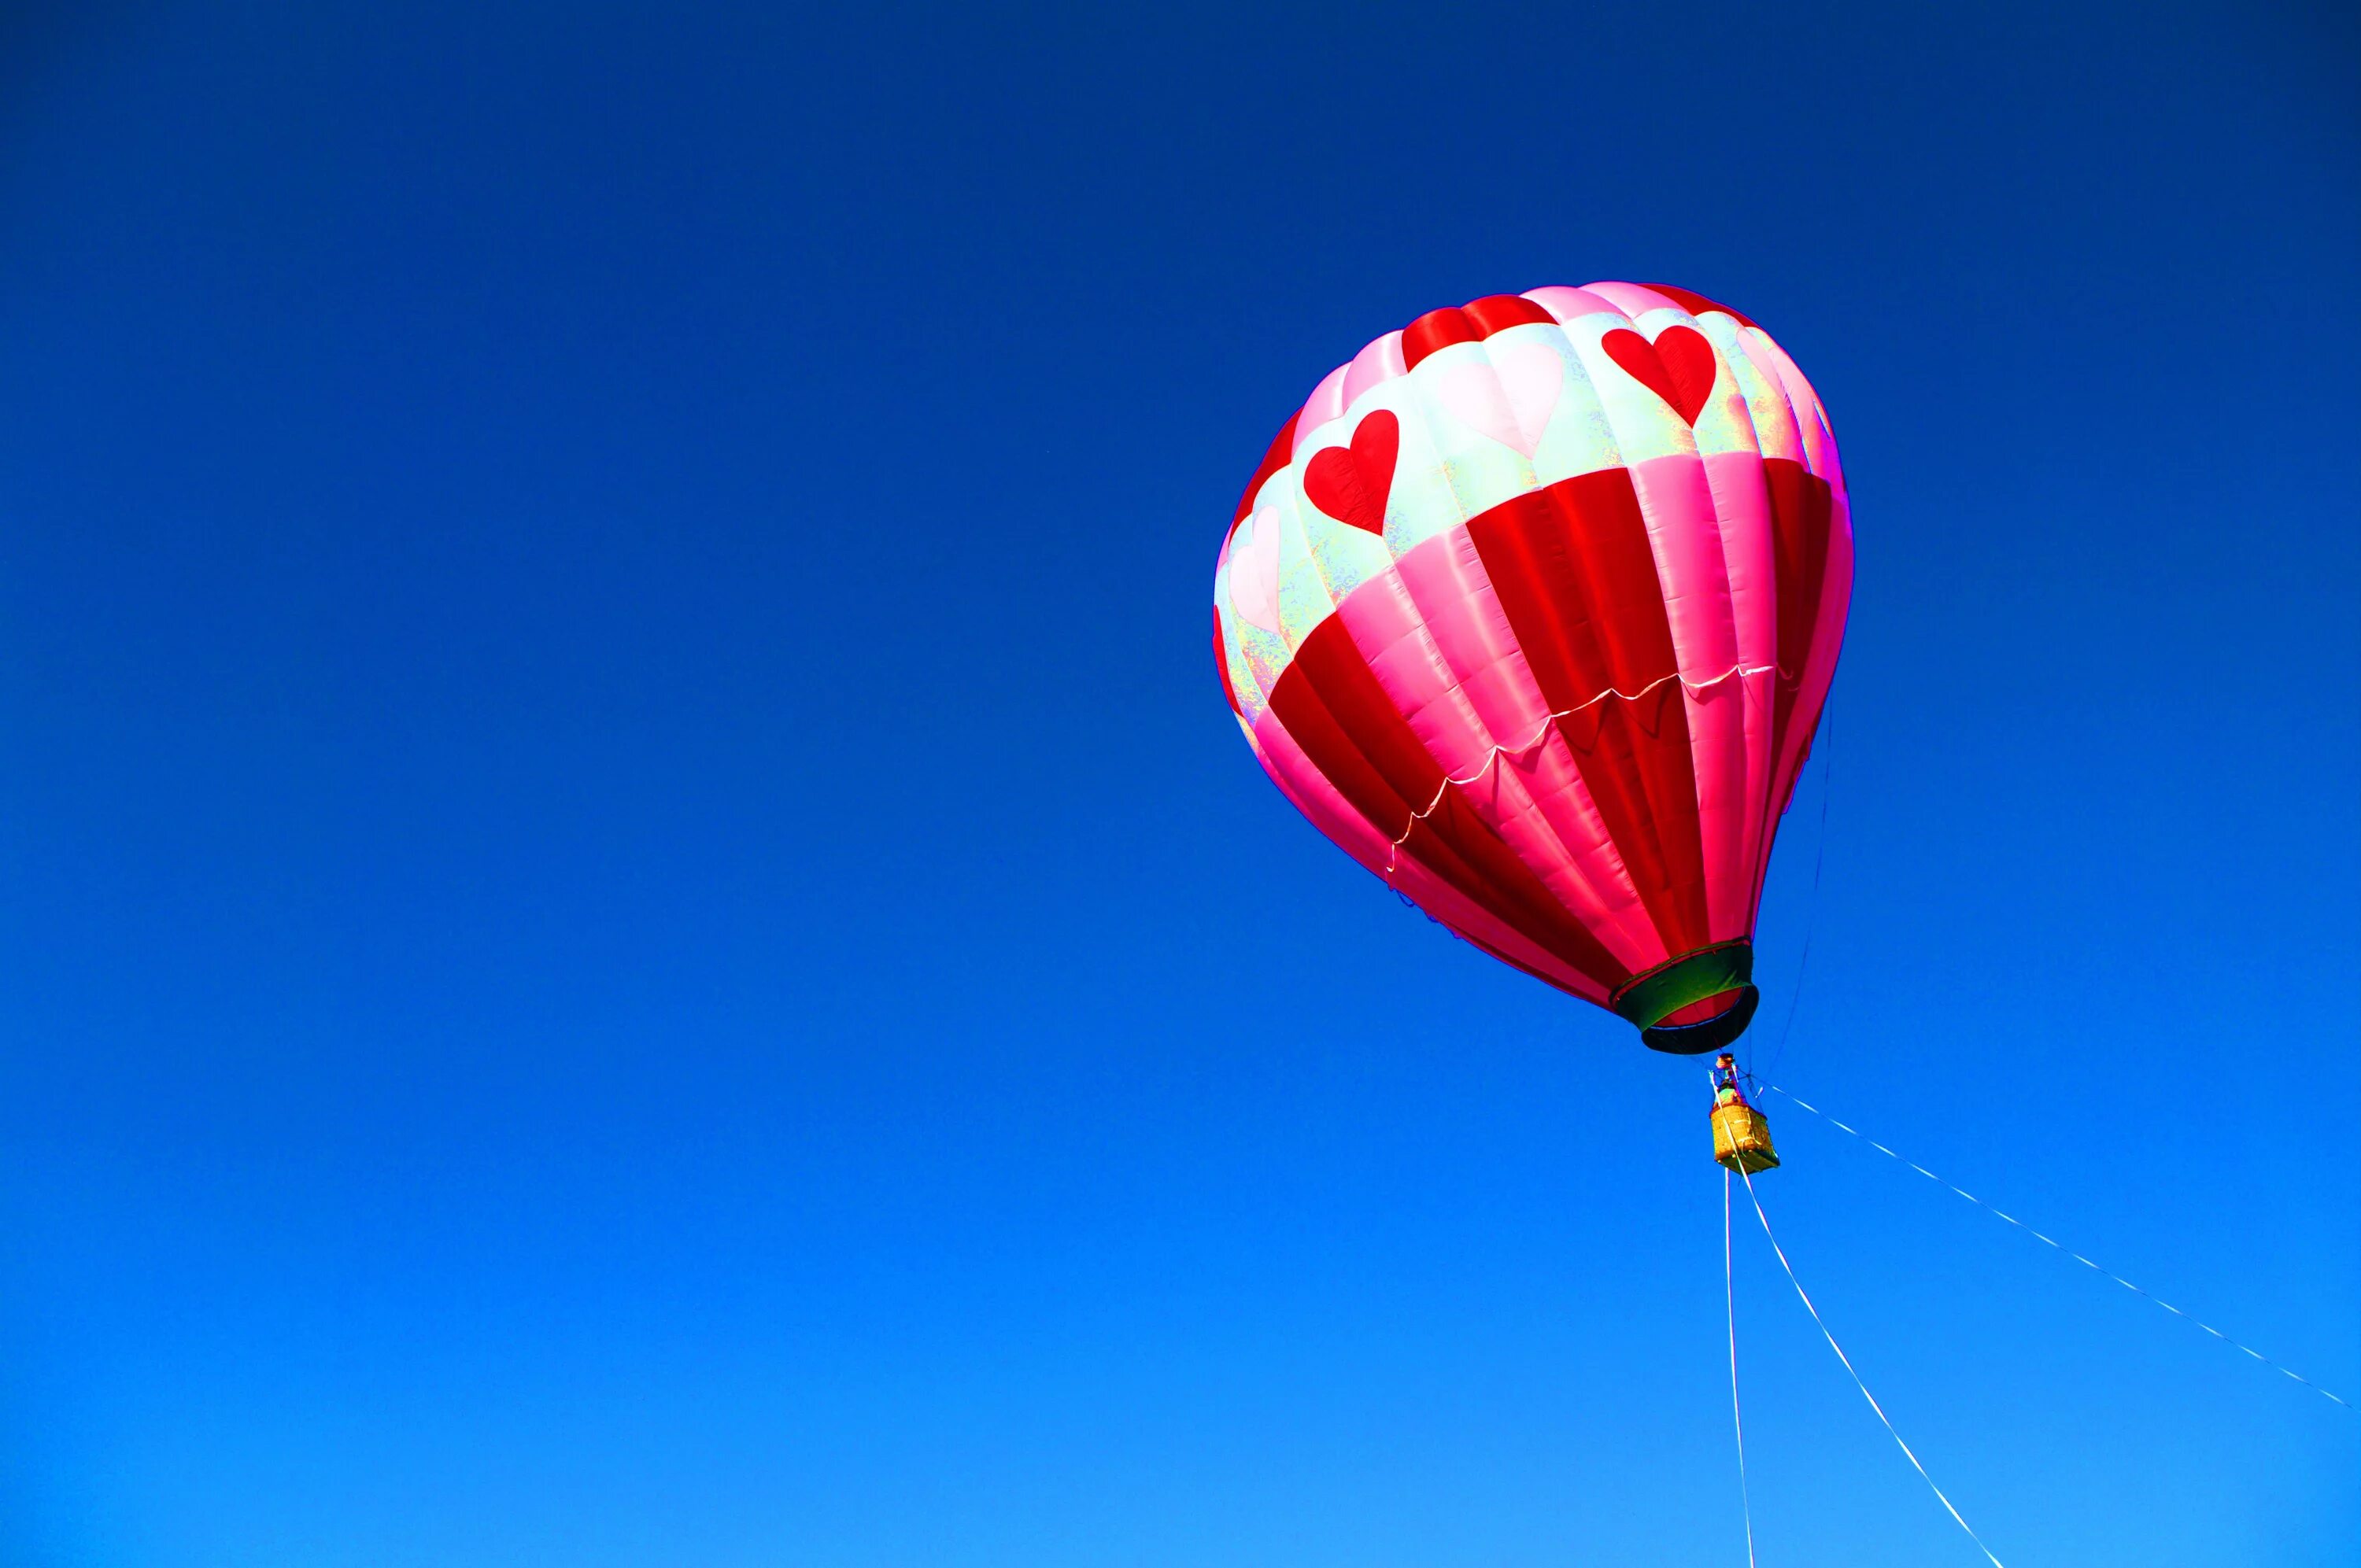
[1213,283,1850,1053]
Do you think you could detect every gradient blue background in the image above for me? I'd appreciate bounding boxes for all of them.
[2,2,2355,1563]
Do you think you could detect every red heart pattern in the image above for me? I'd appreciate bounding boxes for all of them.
[1601,326,1717,426]
[1303,410,1399,537]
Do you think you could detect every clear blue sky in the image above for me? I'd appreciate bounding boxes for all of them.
[1,3,2354,1564]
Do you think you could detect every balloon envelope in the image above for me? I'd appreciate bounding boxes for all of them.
[1213,284,1851,1053]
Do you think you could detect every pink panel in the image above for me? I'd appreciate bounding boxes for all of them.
[1249,707,1605,1002]
[1701,448,1782,939]
[1509,728,1672,970]
[1325,550,1613,944]
[1294,363,1351,452]
[1522,286,1627,324]
[1339,529,1662,968]
[1340,330,1408,408]
[1583,281,1689,319]
[1624,452,1749,936]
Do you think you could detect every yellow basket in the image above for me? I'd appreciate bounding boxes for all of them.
[1713,1102,1779,1175]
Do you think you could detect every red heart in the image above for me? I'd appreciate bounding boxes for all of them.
[1601,325,1717,426]
[1303,410,1399,537]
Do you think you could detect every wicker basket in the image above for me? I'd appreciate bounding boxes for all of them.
[1713,1102,1779,1174]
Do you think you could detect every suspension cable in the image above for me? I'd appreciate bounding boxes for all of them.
[1755,718,1832,1087]
[1724,1170,1758,1568]
[1764,1085,2353,1412]
[1737,1163,2006,1566]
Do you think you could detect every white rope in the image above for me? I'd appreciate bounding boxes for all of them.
[1764,1085,2354,1412]
[1753,714,1831,1087]
[1738,1162,2007,1567]
[1724,1170,1758,1568]
[1381,659,1777,873]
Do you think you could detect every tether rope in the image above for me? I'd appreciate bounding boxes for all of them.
[1724,1171,1759,1568]
[1764,1085,2354,1412]
[1737,1160,2007,1566]
[1755,715,1832,1087]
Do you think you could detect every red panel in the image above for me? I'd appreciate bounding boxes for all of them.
[1637,282,1759,329]
[1401,293,1560,370]
[1462,292,1560,338]
[1465,470,1711,956]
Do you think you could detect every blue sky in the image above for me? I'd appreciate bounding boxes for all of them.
[1,2,2354,1563]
